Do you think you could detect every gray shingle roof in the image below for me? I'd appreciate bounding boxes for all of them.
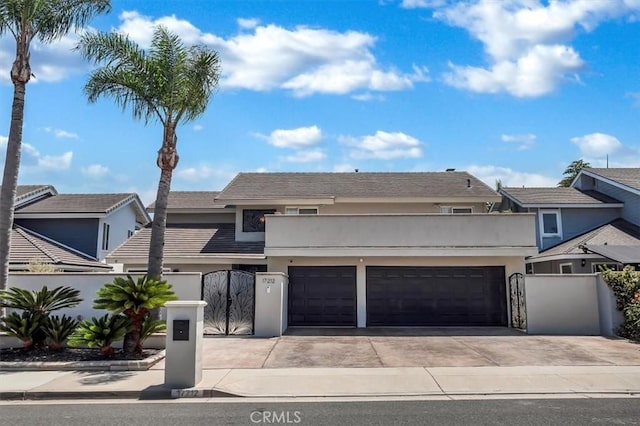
[16,193,136,214]
[147,191,222,210]
[501,187,621,206]
[10,226,111,270]
[529,219,640,260]
[107,223,265,260]
[583,168,640,192]
[15,185,56,203]
[216,172,498,201]
[15,193,150,224]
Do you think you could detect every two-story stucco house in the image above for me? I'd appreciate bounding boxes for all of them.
[500,168,640,274]
[8,184,149,272]
[109,171,537,328]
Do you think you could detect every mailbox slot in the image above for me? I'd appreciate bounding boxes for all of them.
[173,319,190,341]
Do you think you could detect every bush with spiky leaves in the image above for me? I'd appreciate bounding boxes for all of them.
[0,286,82,349]
[0,311,39,349]
[44,315,79,351]
[68,314,130,358]
[94,275,177,355]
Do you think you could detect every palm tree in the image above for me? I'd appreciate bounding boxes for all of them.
[0,0,111,296]
[77,25,221,282]
[558,159,591,187]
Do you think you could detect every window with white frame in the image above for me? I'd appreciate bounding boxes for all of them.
[591,262,620,273]
[101,223,110,251]
[440,206,473,214]
[559,263,573,274]
[540,210,561,237]
[285,207,318,215]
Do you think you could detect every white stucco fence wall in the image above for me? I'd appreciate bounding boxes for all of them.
[525,274,622,335]
[5,272,202,321]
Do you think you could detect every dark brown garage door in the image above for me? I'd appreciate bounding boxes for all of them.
[367,266,507,326]
[288,266,357,326]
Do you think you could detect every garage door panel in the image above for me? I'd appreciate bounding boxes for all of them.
[288,266,357,326]
[367,266,507,326]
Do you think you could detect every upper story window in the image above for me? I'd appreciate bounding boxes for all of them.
[101,223,110,251]
[242,209,276,232]
[285,207,319,215]
[440,206,473,214]
[540,209,562,238]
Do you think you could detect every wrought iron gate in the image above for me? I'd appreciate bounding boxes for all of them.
[202,270,255,335]
[509,272,526,329]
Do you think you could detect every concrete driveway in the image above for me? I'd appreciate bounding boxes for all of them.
[184,328,640,370]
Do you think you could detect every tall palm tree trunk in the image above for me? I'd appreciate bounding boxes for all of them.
[146,125,178,322]
[0,47,30,300]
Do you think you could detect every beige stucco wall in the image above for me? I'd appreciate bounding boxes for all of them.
[269,255,525,328]
[525,274,600,335]
[120,263,236,274]
[6,272,202,321]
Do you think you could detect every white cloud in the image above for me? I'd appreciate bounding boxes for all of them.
[45,127,79,139]
[193,124,204,131]
[340,130,423,160]
[501,133,536,151]
[401,0,447,9]
[0,136,73,170]
[81,164,109,178]
[238,18,260,29]
[38,151,73,170]
[281,149,327,163]
[432,0,640,97]
[262,125,323,149]
[571,132,622,158]
[175,164,235,183]
[115,11,429,96]
[467,165,557,188]
[332,163,356,172]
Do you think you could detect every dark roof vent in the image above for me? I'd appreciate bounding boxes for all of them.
[446,168,455,172]
[467,179,471,188]
[354,169,359,173]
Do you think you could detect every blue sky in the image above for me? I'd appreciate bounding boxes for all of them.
[1,0,640,205]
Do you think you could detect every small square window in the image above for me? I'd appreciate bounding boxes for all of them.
[243,209,276,232]
[540,210,561,238]
[559,263,573,274]
[285,207,318,215]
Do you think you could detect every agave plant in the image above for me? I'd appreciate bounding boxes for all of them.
[68,314,130,358]
[43,315,79,351]
[0,311,39,349]
[0,286,82,348]
[94,275,176,355]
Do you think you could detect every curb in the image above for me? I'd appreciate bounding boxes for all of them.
[0,351,165,372]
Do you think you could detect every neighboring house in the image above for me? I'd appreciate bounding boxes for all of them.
[108,191,266,274]
[500,168,640,274]
[109,171,537,328]
[8,184,150,271]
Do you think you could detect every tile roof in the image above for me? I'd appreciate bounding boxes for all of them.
[216,172,498,201]
[529,219,640,260]
[10,226,111,270]
[16,185,51,198]
[585,245,640,264]
[583,168,640,192]
[501,187,621,206]
[147,191,222,210]
[15,193,150,224]
[16,193,137,214]
[107,223,265,260]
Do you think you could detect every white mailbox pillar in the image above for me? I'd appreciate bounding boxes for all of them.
[254,272,288,337]
[164,300,207,388]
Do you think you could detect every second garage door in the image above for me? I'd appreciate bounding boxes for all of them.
[288,266,357,326]
[367,266,507,326]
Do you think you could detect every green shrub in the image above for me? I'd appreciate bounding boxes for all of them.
[68,314,130,358]
[140,317,166,344]
[44,315,79,351]
[0,286,81,349]
[602,266,640,341]
[94,275,176,355]
[0,312,39,349]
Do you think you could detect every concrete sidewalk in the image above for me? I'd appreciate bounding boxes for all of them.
[2,365,640,400]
